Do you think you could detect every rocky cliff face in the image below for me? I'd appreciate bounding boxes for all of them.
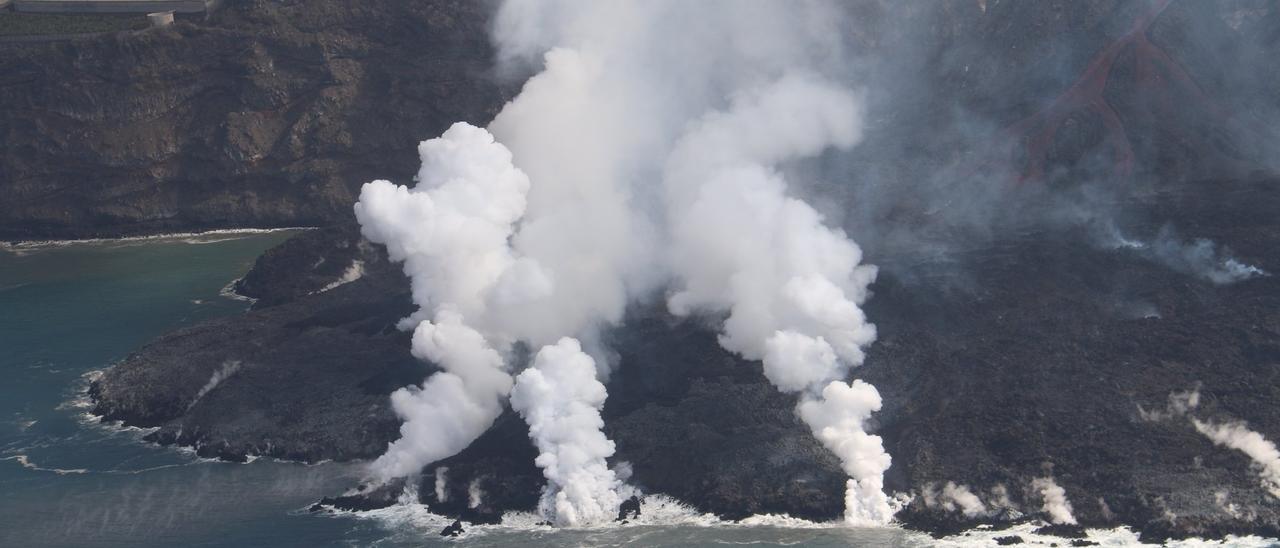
[3,0,1275,241]
[0,0,509,240]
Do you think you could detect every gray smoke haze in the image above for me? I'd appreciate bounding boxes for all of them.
[1100,225,1268,284]
[786,1,1280,285]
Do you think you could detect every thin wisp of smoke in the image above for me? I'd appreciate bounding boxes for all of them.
[1101,225,1269,285]
[1194,420,1280,498]
[1031,477,1077,525]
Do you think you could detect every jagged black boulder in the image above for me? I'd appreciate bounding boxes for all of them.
[617,496,642,522]
[439,520,465,538]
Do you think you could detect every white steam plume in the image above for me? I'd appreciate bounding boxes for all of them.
[660,72,889,524]
[920,481,988,517]
[941,482,988,518]
[484,0,879,526]
[434,467,449,503]
[1031,477,1077,525]
[511,338,624,526]
[188,360,242,411]
[354,123,528,481]
[1136,387,1280,498]
[989,484,1021,516]
[1193,419,1280,497]
[796,381,894,524]
[356,120,630,519]
[359,0,892,526]
[468,478,484,509]
[376,311,513,481]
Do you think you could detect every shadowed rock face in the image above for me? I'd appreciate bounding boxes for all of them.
[3,1,1277,242]
[0,0,511,240]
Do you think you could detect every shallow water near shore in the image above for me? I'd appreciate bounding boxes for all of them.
[0,231,379,547]
[0,233,1275,547]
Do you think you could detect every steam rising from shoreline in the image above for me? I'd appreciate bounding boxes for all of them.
[355,123,527,481]
[357,0,894,525]
[511,338,626,526]
[660,72,890,524]
[1032,477,1077,525]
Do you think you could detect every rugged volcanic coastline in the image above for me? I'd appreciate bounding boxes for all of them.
[15,0,1280,542]
[90,175,1280,541]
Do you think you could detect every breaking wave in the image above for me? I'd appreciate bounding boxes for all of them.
[328,494,1277,546]
[0,227,312,252]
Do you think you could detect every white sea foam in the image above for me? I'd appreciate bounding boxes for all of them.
[2,454,88,475]
[735,513,847,529]
[58,369,103,413]
[927,521,1278,547]
[345,493,851,537]
[62,369,162,441]
[219,277,256,303]
[0,227,312,251]
[336,492,1280,546]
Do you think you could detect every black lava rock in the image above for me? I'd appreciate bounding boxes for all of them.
[617,496,642,522]
[439,520,465,538]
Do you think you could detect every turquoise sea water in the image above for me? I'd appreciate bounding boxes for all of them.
[2,233,1267,547]
[0,233,381,547]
